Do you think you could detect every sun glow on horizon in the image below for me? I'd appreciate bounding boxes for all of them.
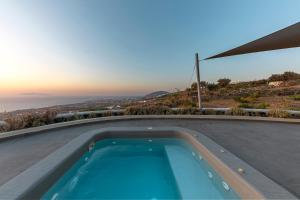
[0,3,136,96]
[0,2,181,97]
[1,0,300,97]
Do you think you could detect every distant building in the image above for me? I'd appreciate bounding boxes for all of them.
[268,81,284,87]
[231,80,241,84]
[138,100,147,103]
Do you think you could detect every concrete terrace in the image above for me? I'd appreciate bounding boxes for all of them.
[0,117,299,198]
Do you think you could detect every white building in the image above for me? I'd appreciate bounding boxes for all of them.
[268,81,283,87]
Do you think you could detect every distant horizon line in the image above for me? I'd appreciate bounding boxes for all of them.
[1,69,299,98]
[0,94,145,98]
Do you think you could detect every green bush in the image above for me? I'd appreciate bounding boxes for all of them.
[234,96,257,103]
[290,94,300,101]
[255,102,269,109]
[238,103,253,108]
[238,102,269,109]
[207,83,218,91]
[217,78,231,87]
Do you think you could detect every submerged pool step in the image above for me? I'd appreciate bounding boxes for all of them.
[164,145,223,199]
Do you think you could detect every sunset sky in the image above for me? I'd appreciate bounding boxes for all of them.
[1,0,300,96]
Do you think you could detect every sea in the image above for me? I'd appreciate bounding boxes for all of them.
[0,96,129,113]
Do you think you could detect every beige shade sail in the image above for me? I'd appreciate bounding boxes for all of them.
[205,22,300,60]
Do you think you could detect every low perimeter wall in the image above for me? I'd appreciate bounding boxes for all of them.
[0,115,300,141]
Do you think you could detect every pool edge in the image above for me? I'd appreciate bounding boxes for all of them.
[0,127,296,200]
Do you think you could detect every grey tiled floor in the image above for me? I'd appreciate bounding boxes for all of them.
[0,119,299,197]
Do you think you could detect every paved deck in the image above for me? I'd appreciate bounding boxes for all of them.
[0,119,299,197]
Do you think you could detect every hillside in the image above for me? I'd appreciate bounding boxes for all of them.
[128,71,300,110]
[2,72,300,133]
[143,91,169,99]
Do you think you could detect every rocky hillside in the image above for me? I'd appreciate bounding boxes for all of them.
[128,72,300,110]
[143,91,169,99]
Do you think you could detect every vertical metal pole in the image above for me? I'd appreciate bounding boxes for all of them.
[195,53,202,109]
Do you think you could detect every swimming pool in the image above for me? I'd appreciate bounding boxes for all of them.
[0,127,265,199]
[42,138,239,199]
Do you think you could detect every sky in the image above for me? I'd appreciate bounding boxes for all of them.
[1,0,300,96]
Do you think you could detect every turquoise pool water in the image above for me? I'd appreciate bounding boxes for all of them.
[42,138,240,200]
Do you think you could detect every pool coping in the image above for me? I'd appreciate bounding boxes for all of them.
[0,127,296,200]
[1,115,300,141]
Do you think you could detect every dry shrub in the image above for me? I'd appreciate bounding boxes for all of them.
[4,115,27,131]
[2,110,58,132]
[268,109,289,118]
[202,109,217,115]
[0,121,13,132]
[175,108,200,115]
[125,105,173,115]
[290,94,300,101]
[88,112,97,118]
[229,107,247,116]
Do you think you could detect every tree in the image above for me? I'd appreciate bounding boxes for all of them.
[200,81,207,87]
[282,71,300,81]
[191,82,197,90]
[268,74,283,82]
[207,83,218,91]
[217,78,231,87]
[268,71,300,82]
[191,81,207,90]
